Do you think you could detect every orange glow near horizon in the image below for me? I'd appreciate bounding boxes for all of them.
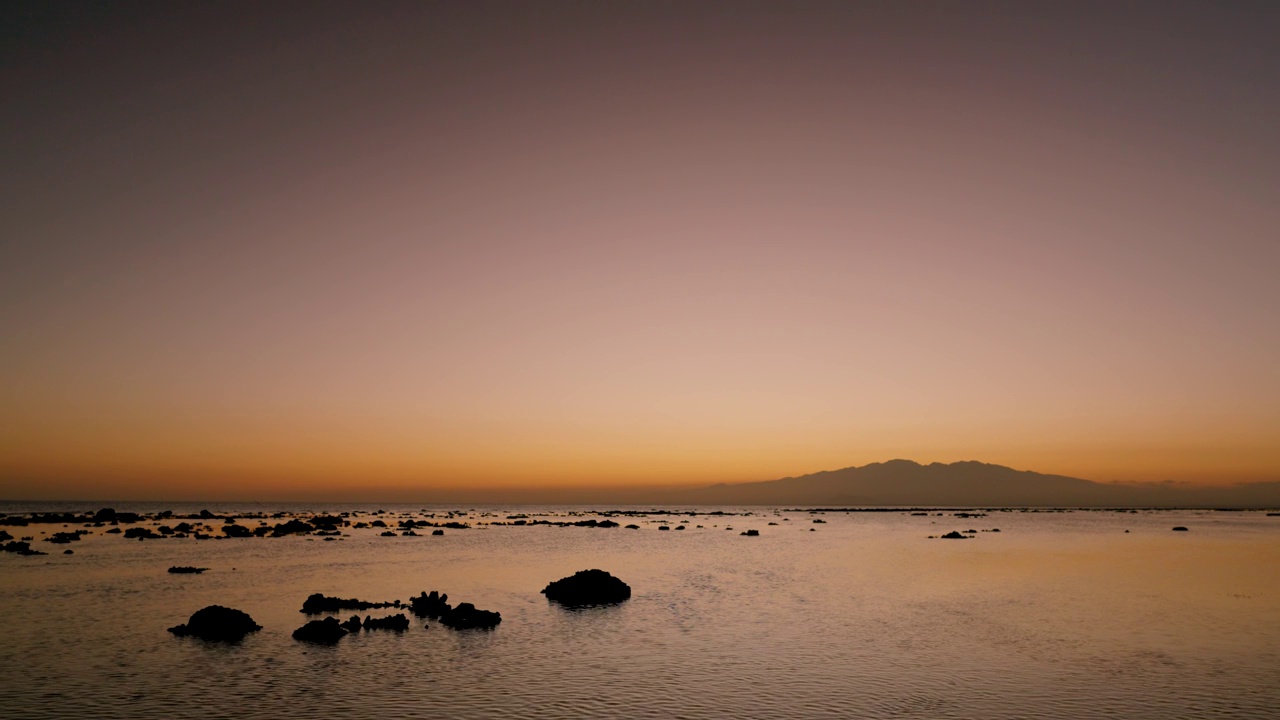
[3,4,1278,501]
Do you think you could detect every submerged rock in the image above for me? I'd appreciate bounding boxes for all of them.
[300,593,392,614]
[292,617,348,644]
[168,605,262,642]
[363,613,410,631]
[439,602,501,630]
[541,569,631,607]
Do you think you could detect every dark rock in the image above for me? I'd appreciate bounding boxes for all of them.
[596,519,620,528]
[439,602,501,630]
[0,530,11,542]
[63,549,74,554]
[431,529,444,536]
[300,593,393,614]
[105,527,122,534]
[1172,526,1189,532]
[123,527,161,540]
[292,617,348,644]
[741,529,759,536]
[45,531,84,544]
[270,519,314,537]
[658,526,670,531]
[222,524,253,538]
[168,566,209,574]
[541,569,631,607]
[339,615,363,633]
[168,605,262,642]
[409,591,452,618]
[940,531,969,539]
[625,524,640,530]
[93,508,117,523]
[363,613,410,631]
[379,530,398,537]
[4,541,46,555]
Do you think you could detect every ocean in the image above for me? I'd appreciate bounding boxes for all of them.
[1,504,1277,719]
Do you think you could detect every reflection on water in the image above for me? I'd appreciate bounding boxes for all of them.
[1,506,1277,719]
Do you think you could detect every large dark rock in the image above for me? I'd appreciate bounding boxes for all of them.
[168,566,209,574]
[408,590,451,619]
[541,569,631,607]
[1172,526,1189,532]
[168,605,262,642]
[439,602,501,630]
[939,531,970,539]
[292,617,348,644]
[339,615,363,633]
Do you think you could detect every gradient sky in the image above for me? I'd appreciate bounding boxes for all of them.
[2,1,1278,500]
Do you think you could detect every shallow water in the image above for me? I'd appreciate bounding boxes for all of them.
[1,505,1277,719]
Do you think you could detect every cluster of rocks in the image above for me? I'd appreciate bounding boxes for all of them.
[293,613,413,644]
[3,540,46,556]
[44,530,90,544]
[489,518,620,528]
[407,590,503,629]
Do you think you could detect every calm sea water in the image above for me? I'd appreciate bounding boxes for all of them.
[1,504,1277,719]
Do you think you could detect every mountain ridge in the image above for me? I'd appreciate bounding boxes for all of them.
[682,459,1280,507]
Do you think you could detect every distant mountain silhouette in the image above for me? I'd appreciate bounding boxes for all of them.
[678,459,1280,507]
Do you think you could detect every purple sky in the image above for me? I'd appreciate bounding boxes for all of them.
[2,1,1278,499]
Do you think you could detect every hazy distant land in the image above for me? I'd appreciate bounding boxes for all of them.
[679,460,1280,508]
[293,460,1280,508]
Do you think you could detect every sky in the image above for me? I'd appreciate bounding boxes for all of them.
[2,1,1278,500]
